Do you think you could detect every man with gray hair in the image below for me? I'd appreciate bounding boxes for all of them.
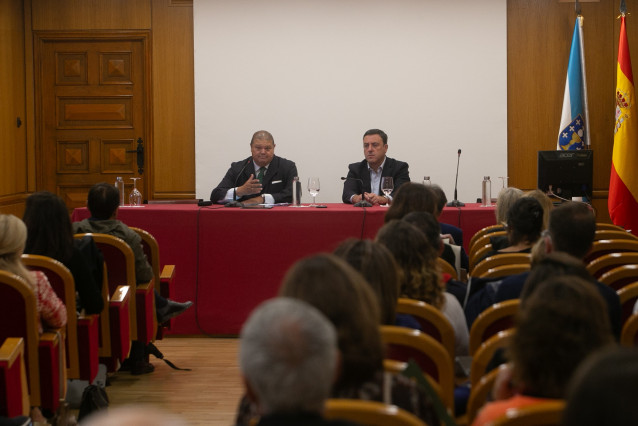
[239,298,353,425]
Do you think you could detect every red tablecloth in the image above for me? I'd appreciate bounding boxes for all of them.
[72,203,495,334]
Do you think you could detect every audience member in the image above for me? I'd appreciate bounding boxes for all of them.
[563,346,638,426]
[383,182,436,223]
[494,187,524,228]
[376,220,468,356]
[23,191,104,315]
[524,189,554,231]
[333,238,419,329]
[81,406,189,426]
[73,182,193,374]
[210,130,298,205]
[431,184,463,246]
[472,276,614,426]
[0,214,66,333]
[240,297,354,426]
[342,129,410,206]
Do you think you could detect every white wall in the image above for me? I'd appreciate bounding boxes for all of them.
[194,0,507,203]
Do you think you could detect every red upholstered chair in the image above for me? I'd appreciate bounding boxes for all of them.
[471,253,531,279]
[131,227,176,337]
[469,225,505,255]
[587,252,638,279]
[584,239,638,264]
[380,325,454,412]
[469,299,520,356]
[470,329,514,387]
[396,298,455,359]
[22,254,100,383]
[324,399,428,426]
[77,233,156,344]
[596,222,626,231]
[0,337,29,418]
[0,270,63,412]
[594,229,638,241]
[599,264,638,292]
[618,282,638,328]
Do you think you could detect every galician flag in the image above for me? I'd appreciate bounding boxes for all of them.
[609,15,638,233]
[557,16,590,150]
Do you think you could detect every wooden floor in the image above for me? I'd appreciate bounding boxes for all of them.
[103,337,243,426]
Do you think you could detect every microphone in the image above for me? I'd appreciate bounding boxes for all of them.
[225,158,253,208]
[341,177,372,208]
[446,149,465,207]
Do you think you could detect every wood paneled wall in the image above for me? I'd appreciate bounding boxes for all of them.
[507,0,638,221]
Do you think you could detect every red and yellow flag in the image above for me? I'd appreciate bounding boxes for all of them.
[609,16,638,233]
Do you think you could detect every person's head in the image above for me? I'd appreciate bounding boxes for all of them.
[402,211,443,256]
[384,182,437,223]
[524,189,553,230]
[495,187,524,225]
[250,130,275,168]
[239,297,338,416]
[87,182,120,220]
[564,347,638,426]
[279,253,383,390]
[506,197,543,246]
[0,214,34,287]
[362,129,388,170]
[547,201,596,259]
[509,276,614,398]
[81,406,189,426]
[334,238,400,325]
[522,251,596,303]
[430,185,448,217]
[23,191,74,262]
[375,220,444,308]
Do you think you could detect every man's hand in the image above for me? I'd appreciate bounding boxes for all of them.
[440,233,456,245]
[351,194,363,204]
[364,192,388,205]
[237,174,262,197]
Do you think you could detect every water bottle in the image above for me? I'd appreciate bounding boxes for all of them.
[423,176,431,186]
[115,176,125,206]
[481,176,492,207]
[291,176,302,206]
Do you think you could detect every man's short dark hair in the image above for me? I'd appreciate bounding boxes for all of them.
[549,202,596,259]
[87,182,120,220]
[363,129,388,145]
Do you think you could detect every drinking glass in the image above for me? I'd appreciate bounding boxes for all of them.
[308,177,320,206]
[129,177,142,206]
[381,177,394,206]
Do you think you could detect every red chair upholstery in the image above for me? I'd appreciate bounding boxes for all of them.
[0,271,63,411]
[0,337,29,418]
[396,298,455,359]
[469,299,520,355]
[22,254,100,382]
[599,264,638,292]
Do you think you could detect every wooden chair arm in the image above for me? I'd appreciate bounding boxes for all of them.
[160,264,175,282]
[0,337,24,366]
[111,285,131,304]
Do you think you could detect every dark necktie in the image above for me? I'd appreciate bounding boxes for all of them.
[257,167,265,184]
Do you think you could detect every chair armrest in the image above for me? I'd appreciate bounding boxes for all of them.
[160,264,175,282]
[111,285,130,304]
[0,337,23,365]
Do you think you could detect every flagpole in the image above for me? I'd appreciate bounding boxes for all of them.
[578,15,591,147]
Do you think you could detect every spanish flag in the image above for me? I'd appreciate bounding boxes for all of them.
[609,15,638,233]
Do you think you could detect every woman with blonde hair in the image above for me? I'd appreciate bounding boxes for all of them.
[0,214,66,333]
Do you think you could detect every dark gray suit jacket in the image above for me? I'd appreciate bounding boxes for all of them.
[210,155,298,204]
[341,157,410,203]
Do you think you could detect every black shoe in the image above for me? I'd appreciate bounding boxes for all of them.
[131,360,155,375]
[157,299,193,324]
[119,357,133,372]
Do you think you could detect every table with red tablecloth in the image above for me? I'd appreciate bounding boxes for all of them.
[72,203,495,335]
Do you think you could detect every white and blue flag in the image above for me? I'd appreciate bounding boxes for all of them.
[557,16,590,150]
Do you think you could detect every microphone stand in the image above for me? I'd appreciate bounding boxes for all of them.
[225,159,252,207]
[446,149,465,207]
[341,177,372,207]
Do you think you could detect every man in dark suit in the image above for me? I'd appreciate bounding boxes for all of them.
[210,130,298,204]
[342,129,410,205]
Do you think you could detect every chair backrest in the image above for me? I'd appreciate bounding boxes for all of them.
[470,328,515,387]
[472,253,531,279]
[0,271,41,406]
[466,364,505,424]
[130,227,161,283]
[490,400,566,426]
[470,244,496,271]
[586,252,638,279]
[469,299,520,355]
[21,254,79,379]
[380,325,454,411]
[396,298,455,359]
[469,225,504,254]
[469,231,507,264]
[479,263,531,280]
[437,257,457,280]
[618,282,638,327]
[382,360,444,404]
[594,229,638,241]
[599,264,638,291]
[324,399,428,426]
[584,239,638,264]
[621,313,638,347]
[596,222,626,231]
[0,337,30,417]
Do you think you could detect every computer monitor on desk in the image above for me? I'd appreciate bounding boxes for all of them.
[537,150,593,201]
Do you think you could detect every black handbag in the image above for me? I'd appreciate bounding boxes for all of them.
[77,384,109,421]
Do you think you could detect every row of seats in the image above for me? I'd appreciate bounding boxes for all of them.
[0,227,175,418]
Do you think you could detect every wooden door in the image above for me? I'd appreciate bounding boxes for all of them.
[35,33,151,211]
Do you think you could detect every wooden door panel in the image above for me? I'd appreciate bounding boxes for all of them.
[37,35,148,211]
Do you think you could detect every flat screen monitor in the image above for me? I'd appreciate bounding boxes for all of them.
[537,150,593,201]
